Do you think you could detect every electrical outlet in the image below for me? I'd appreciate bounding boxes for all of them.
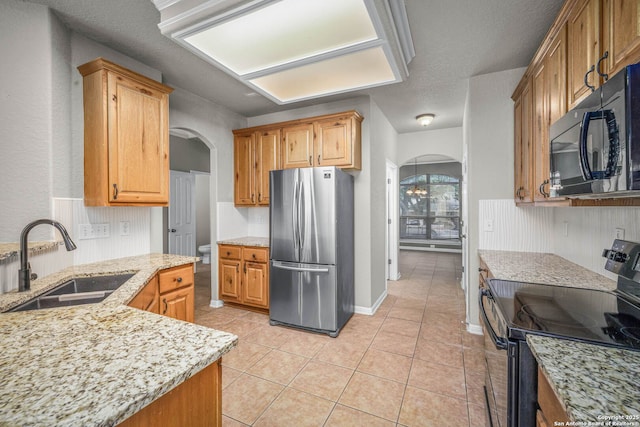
[119,221,130,236]
[615,228,625,240]
[484,220,494,232]
[77,223,110,239]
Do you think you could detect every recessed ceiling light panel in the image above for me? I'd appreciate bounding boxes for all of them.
[183,0,377,75]
[249,46,396,103]
[170,0,408,103]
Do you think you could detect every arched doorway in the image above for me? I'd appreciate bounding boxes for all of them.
[159,126,221,307]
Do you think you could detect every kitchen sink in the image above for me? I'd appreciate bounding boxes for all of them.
[8,273,135,312]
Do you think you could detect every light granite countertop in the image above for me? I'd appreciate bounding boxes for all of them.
[218,236,269,247]
[527,335,640,423]
[0,253,238,426]
[478,250,616,291]
[0,241,62,262]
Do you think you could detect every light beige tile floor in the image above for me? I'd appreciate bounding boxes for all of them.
[194,251,486,427]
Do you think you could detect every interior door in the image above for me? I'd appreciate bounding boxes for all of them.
[168,170,196,256]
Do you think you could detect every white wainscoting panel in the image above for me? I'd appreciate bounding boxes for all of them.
[53,198,151,265]
[552,207,640,281]
[478,199,554,252]
[0,246,72,294]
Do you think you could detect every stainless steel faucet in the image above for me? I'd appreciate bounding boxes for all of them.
[18,219,77,292]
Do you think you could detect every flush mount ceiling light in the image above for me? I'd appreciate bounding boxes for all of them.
[154,0,414,104]
[416,114,435,127]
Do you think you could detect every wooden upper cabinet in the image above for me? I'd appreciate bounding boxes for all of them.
[234,129,280,206]
[546,25,568,126]
[281,123,314,169]
[234,132,255,206]
[602,0,640,78]
[567,0,602,108]
[78,58,173,206]
[514,80,533,204]
[532,63,549,202]
[315,112,363,170]
[256,129,281,205]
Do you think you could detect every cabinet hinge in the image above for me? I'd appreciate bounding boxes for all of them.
[388,219,392,224]
[387,178,391,184]
[388,259,392,265]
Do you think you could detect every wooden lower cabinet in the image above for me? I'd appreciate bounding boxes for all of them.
[537,367,570,426]
[128,276,159,314]
[118,359,221,427]
[128,264,195,323]
[160,286,194,322]
[218,244,269,310]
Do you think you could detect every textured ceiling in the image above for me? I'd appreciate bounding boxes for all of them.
[27,0,564,133]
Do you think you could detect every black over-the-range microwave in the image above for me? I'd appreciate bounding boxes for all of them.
[549,62,640,197]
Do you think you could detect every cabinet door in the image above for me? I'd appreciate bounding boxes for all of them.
[532,63,549,202]
[128,276,159,314]
[242,262,269,308]
[219,259,241,302]
[603,0,640,77]
[567,0,601,108]
[234,133,255,206]
[315,117,352,167]
[281,123,314,169]
[547,25,568,126]
[107,72,169,204]
[514,81,533,203]
[256,129,280,206]
[160,285,195,322]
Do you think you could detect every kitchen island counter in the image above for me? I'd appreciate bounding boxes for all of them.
[527,334,640,423]
[0,254,238,426]
[478,250,616,291]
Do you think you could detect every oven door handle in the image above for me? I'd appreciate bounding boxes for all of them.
[479,287,508,351]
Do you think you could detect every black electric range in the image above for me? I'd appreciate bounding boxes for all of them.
[480,239,640,427]
[487,278,640,349]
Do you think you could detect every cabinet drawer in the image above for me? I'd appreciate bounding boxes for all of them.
[159,264,194,294]
[243,247,268,263]
[219,245,242,260]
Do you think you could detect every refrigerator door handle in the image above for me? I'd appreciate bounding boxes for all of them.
[272,262,329,273]
[291,178,299,256]
[299,179,305,251]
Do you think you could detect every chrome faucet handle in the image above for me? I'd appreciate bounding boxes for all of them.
[30,273,38,280]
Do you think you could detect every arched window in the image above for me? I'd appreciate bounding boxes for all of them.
[400,173,460,241]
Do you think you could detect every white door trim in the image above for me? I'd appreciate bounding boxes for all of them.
[386,159,400,281]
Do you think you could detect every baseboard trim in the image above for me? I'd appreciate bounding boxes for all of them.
[209,299,224,308]
[354,289,388,316]
[467,323,483,335]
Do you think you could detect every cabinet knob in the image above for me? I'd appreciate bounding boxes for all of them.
[176,277,182,283]
[252,254,256,259]
[308,155,312,165]
[162,298,168,314]
[318,154,321,164]
[113,183,119,200]
[226,251,231,256]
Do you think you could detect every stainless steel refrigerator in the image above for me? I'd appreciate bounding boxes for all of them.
[269,167,354,337]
